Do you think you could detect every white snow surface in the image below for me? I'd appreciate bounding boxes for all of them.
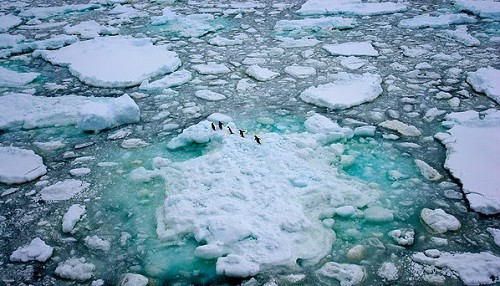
[420,208,461,234]
[323,41,378,57]
[453,0,500,20]
[64,20,118,39]
[466,67,500,104]
[0,66,39,87]
[0,14,22,32]
[10,237,53,262]
[412,251,500,285]
[62,204,86,233]
[0,93,140,132]
[398,13,476,29]
[316,262,366,286]
[138,116,381,277]
[0,147,47,184]
[300,72,382,109]
[437,110,500,215]
[37,36,181,87]
[55,257,95,281]
[297,0,407,16]
[40,179,90,201]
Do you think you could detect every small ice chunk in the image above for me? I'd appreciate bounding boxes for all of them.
[414,159,443,181]
[121,139,149,149]
[378,120,421,136]
[274,17,357,34]
[0,66,40,87]
[0,147,47,184]
[335,206,356,217]
[363,206,394,223]
[297,0,407,16]
[70,168,91,177]
[453,0,500,20]
[441,25,480,46]
[119,273,149,286]
[398,13,476,29]
[208,35,243,46]
[62,204,86,233]
[139,70,192,91]
[40,179,89,201]
[388,228,415,246]
[300,73,382,110]
[304,113,353,142]
[195,244,224,259]
[216,254,260,277]
[0,14,22,32]
[316,262,366,286]
[323,42,378,57]
[245,65,280,81]
[346,245,366,260]
[487,228,500,247]
[84,235,110,251]
[193,62,230,75]
[55,257,95,281]
[64,20,118,39]
[195,90,227,101]
[466,67,500,104]
[353,126,375,137]
[340,56,367,70]
[387,170,407,181]
[377,262,399,281]
[10,237,53,262]
[284,65,316,78]
[420,208,461,234]
[33,140,65,152]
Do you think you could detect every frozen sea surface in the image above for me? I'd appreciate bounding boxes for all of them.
[0,0,499,285]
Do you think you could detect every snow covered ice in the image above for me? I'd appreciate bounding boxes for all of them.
[1,0,500,285]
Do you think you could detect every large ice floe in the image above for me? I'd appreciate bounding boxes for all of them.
[398,13,476,29]
[437,110,500,215]
[300,72,382,110]
[466,67,500,104]
[297,0,407,16]
[132,114,381,278]
[36,36,181,87]
[0,93,140,132]
[453,0,500,20]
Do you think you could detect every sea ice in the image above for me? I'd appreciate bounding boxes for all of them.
[19,3,100,20]
[378,120,421,137]
[420,208,461,234]
[453,0,500,20]
[62,204,86,233]
[388,228,415,246]
[487,228,500,247]
[37,36,181,87]
[144,116,380,277]
[284,65,316,78]
[0,66,40,87]
[0,14,22,32]
[276,36,321,48]
[378,262,399,281]
[398,13,476,29]
[414,159,443,181]
[151,8,219,37]
[192,62,230,75]
[139,70,192,91]
[40,179,90,201]
[84,235,110,251]
[0,147,47,184]
[316,262,366,286]
[412,251,500,285]
[245,65,280,81]
[340,56,367,70]
[0,93,140,132]
[363,206,394,223]
[437,110,500,215]
[55,257,95,281]
[441,25,480,47]
[10,237,53,262]
[119,273,149,286]
[274,17,357,35]
[323,41,378,57]
[208,35,243,46]
[195,90,227,101]
[466,67,500,104]
[297,0,407,16]
[64,20,118,39]
[300,72,382,110]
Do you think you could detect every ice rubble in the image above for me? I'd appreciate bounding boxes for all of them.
[453,0,500,21]
[135,114,384,277]
[323,41,378,57]
[0,147,47,184]
[297,0,407,16]
[466,67,500,104]
[398,13,476,29]
[37,36,181,88]
[0,66,39,87]
[55,257,95,281]
[300,72,383,110]
[10,237,53,262]
[412,251,500,285]
[437,110,500,215]
[0,93,140,132]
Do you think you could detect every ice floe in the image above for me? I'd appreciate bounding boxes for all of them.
[340,56,367,70]
[192,62,230,75]
[62,204,86,233]
[40,179,90,201]
[37,36,181,87]
[64,20,118,39]
[151,8,220,38]
[245,65,280,81]
[378,120,421,137]
[139,70,192,91]
[55,257,95,281]
[453,0,500,20]
[398,13,476,29]
[0,147,47,184]
[138,116,381,277]
[19,3,100,20]
[0,66,39,87]
[466,67,500,104]
[0,93,140,132]
[412,251,500,285]
[440,25,480,47]
[195,89,227,101]
[0,14,22,32]
[323,41,378,57]
[284,65,316,78]
[10,237,53,262]
[119,273,149,286]
[297,0,407,16]
[300,72,382,110]
[414,159,443,181]
[420,208,461,234]
[274,17,357,36]
[437,110,500,215]
[316,262,366,286]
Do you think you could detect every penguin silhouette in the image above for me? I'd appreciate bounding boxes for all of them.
[254,135,261,145]
[218,121,223,130]
[228,126,234,134]
[211,122,216,131]
[239,129,245,138]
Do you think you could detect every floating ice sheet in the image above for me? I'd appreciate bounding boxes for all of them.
[398,13,476,29]
[0,147,47,184]
[323,41,378,57]
[297,0,407,16]
[0,66,39,87]
[466,67,500,104]
[453,0,500,20]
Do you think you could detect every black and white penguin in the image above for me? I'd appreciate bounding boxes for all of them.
[228,126,234,134]
[218,121,223,130]
[254,135,261,145]
[239,129,245,138]
[211,122,216,131]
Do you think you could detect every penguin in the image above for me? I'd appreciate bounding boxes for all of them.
[211,122,216,131]
[228,126,234,134]
[239,129,245,138]
[218,121,223,130]
[254,135,261,145]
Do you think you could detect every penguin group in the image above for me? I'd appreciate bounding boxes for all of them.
[212,121,261,145]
